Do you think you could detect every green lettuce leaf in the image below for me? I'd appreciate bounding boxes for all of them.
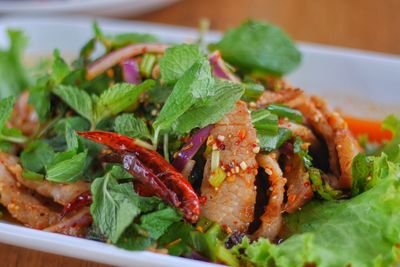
[210,20,301,75]
[234,169,400,267]
[381,115,400,162]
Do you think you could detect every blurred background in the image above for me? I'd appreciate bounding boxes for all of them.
[0,0,399,54]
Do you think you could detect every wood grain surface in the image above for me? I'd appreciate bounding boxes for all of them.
[1,1,399,266]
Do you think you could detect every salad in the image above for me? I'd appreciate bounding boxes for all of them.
[0,19,399,267]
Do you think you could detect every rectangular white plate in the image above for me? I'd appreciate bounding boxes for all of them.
[0,15,399,267]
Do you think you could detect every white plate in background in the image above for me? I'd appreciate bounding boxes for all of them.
[0,15,399,267]
[0,0,179,17]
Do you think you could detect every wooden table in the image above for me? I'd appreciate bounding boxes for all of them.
[1,0,399,266]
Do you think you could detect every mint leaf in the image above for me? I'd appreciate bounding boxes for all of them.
[160,44,203,84]
[91,174,141,243]
[93,22,157,50]
[20,140,55,172]
[172,79,244,134]
[94,80,154,124]
[153,57,215,132]
[0,96,15,128]
[114,114,150,139]
[51,49,70,84]
[0,30,30,98]
[65,122,79,151]
[53,85,94,122]
[139,206,181,239]
[46,151,87,183]
[158,222,194,256]
[211,20,301,75]
[22,170,44,181]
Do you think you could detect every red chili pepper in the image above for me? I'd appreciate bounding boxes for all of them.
[77,131,200,223]
[62,191,93,217]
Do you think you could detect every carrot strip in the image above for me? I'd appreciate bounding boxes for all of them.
[344,116,392,143]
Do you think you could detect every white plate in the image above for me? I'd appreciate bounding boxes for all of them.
[0,0,179,17]
[0,15,399,267]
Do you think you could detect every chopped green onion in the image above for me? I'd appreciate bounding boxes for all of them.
[267,103,303,123]
[210,150,220,171]
[209,167,227,188]
[242,83,264,101]
[251,109,279,134]
[139,54,156,77]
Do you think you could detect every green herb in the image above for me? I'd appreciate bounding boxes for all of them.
[114,114,151,140]
[242,82,265,101]
[0,30,30,98]
[267,103,303,123]
[258,127,292,152]
[309,167,341,200]
[0,97,28,147]
[139,207,181,239]
[159,44,203,85]
[46,151,87,183]
[351,152,400,196]
[51,49,70,84]
[293,136,313,168]
[53,85,93,122]
[65,122,79,151]
[20,140,55,172]
[139,54,156,78]
[22,170,44,181]
[251,109,279,134]
[233,171,400,267]
[171,79,244,134]
[54,80,154,129]
[210,20,301,75]
[94,81,154,123]
[90,173,141,243]
[153,57,214,133]
[93,22,157,50]
[381,114,400,162]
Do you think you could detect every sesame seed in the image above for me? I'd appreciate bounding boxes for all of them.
[217,135,225,141]
[235,166,240,173]
[265,168,273,175]
[240,161,247,170]
[252,146,260,153]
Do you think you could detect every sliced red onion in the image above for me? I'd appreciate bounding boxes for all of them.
[122,59,141,84]
[172,124,214,172]
[208,51,241,83]
[87,43,168,80]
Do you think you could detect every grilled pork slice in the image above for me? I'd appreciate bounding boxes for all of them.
[201,101,258,232]
[284,154,313,213]
[252,152,286,241]
[0,153,60,229]
[256,89,361,190]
